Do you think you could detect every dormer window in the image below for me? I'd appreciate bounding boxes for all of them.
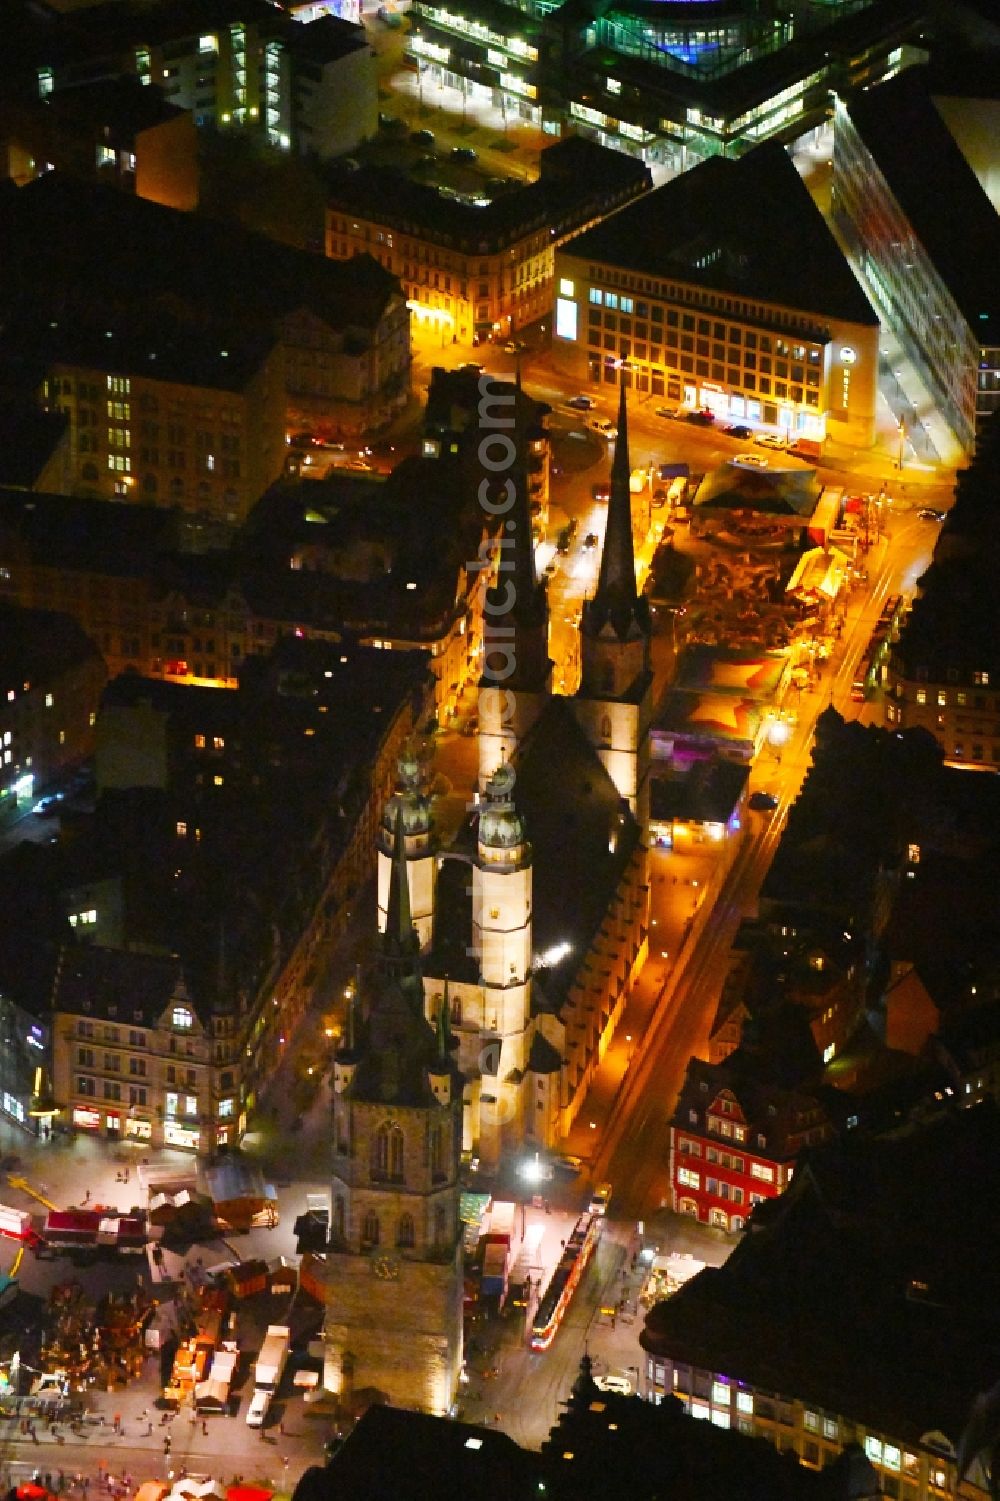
[172,1006,193,1030]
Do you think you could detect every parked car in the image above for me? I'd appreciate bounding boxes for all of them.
[686,409,714,426]
[655,406,680,419]
[754,432,788,450]
[917,508,947,522]
[410,128,435,145]
[723,423,752,439]
[584,532,599,549]
[588,417,617,439]
[553,1153,584,1175]
[566,394,595,411]
[340,157,361,173]
[592,482,611,502]
[33,792,65,816]
[378,112,405,131]
[451,146,478,162]
[503,340,526,355]
[733,454,769,469]
[748,790,779,811]
[460,716,479,737]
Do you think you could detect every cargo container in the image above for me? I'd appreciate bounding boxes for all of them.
[254,1325,290,1391]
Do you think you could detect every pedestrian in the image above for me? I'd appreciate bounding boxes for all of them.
[202,1421,208,1437]
[113,1413,121,1435]
[83,1189,90,1203]
[146,1424,153,1438]
[278,1421,284,1437]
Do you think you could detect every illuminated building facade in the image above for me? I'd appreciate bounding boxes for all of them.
[832,67,1000,460]
[14,0,375,157]
[326,137,651,342]
[407,0,926,168]
[50,637,432,1151]
[554,142,879,449]
[669,1056,832,1232]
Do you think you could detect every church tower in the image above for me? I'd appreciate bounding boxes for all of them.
[325,809,464,1416]
[478,378,553,788]
[471,762,533,1168]
[574,374,654,826]
[377,751,436,952]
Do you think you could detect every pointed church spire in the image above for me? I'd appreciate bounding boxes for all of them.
[436,980,452,1061]
[597,371,639,612]
[386,804,414,947]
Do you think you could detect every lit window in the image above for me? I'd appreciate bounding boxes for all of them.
[172,1007,193,1030]
[691,1401,709,1421]
[213,774,224,786]
[750,1162,774,1182]
[219,1097,235,1118]
[559,278,575,297]
[176,821,187,836]
[165,1091,178,1116]
[974,670,990,685]
[185,1094,198,1116]
[916,689,927,705]
[736,1392,753,1415]
[711,1382,729,1406]
[883,1445,901,1472]
[677,1167,700,1189]
[864,1437,882,1465]
[937,691,947,707]
[45,693,53,708]
[194,734,206,748]
[199,32,217,52]
[213,736,224,750]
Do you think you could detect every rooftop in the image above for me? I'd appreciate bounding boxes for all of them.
[561,140,877,328]
[326,136,651,253]
[650,757,748,825]
[844,66,1000,339]
[0,601,103,686]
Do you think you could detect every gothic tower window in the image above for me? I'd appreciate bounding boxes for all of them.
[397,1212,415,1248]
[362,1210,380,1246]
[430,1123,444,1182]
[601,714,612,741]
[333,1194,345,1239]
[372,1122,405,1183]
[450,992,462,1025]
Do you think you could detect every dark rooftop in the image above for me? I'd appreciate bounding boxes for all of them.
[844,66,1000,337]
[326,136,651,254]
[641,1102,1000,1450]
[561,140,877,328]
[0,400,67,489]
[650,757,748,826]
[0,601,102,685]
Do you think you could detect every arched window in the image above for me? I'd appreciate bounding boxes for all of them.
[362,1210,379,1246]
[450,992,462,1025]
[429,1123,444,1182]
[373,1122,405,1183]
[397,1213,415,1248]
[333,1195,345,1239]
[600,714,612,741]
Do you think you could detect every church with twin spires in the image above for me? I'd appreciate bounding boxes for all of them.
[325,376,654,1416]
[374,375,654,1171]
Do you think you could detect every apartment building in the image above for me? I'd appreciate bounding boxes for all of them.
[0,602,107,811]
[326,137,651,344]
[642,1105,1000,1500]
[50,637,433,1150]
[554,142,879,450]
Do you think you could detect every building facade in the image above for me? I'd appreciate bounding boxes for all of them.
[831,68,1000,460]
[407,0,924,168]
[669,1057,832,1232]
[554,143,879,449]
[325,137,651,344]
[324,816,464,1415]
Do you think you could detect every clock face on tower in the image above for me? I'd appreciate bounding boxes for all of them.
[371,1255,400,1281]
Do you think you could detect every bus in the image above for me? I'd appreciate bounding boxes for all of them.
[529,1212,601,1352]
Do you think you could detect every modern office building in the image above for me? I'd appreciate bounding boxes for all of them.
[407,0,926,168]
[554,142,879,449]
[832,66,1000,458]
[326,137,651,343]
[9,0,375,158]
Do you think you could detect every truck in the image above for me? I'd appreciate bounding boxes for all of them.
[35,1209,148,1257]
[480,1238,511,1306]
[485,1199,516,1239]
[0,1204,39,1246]
[254,1324,291,1392]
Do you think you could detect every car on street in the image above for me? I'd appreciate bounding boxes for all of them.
[917,507,947,522]
[594,1375,633,1395]
[503,340,526,355]
[246,1389,271,1428]
[588,417,618,439]
[460,716,479,737]
[33,792,65,816]
[722,423,752,439]
[566,394,595,411]
[340,157,361,173]
[592,481,611,502]
[584,532,599,549]
[410,128,435,145]
[686,409,715,426]
[589,1181,613,1215]
[553,1153,584,1175]
[754,432,788,450]
[378,113,405,131]
[748,790,779,811]
[655,406,680,419]
[733,454,769,469]
[451,146,478,162]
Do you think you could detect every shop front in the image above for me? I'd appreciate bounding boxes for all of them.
[72,1105,101,1131]
[125,1117,152,1142]
[164,1120,201,1151]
